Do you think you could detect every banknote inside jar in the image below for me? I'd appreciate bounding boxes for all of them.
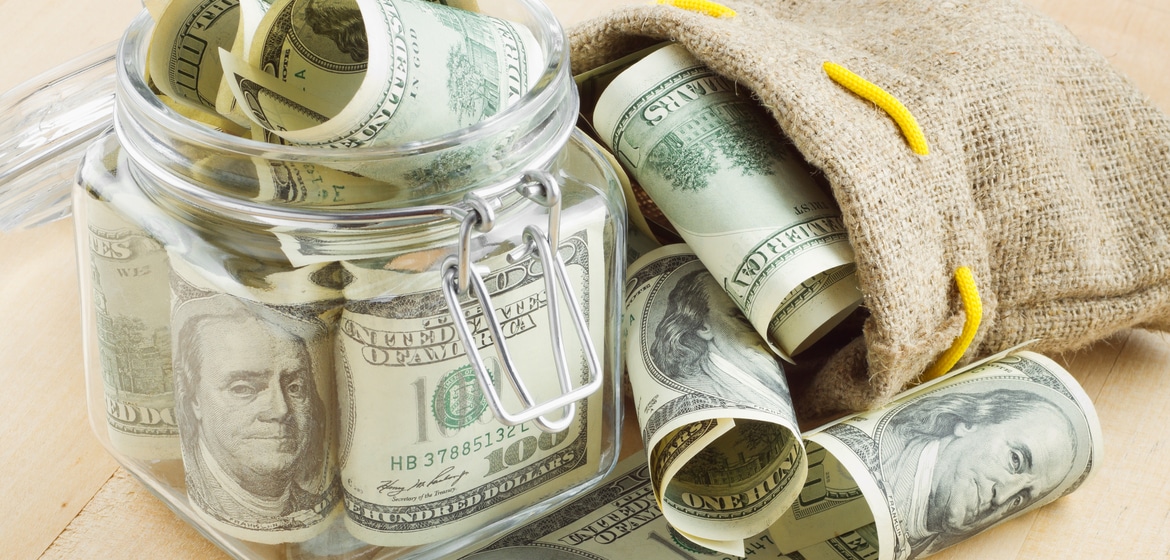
[83,0,618,550]
[145,0,543,204]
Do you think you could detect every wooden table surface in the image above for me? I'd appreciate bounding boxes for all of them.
[1,0,1168,558]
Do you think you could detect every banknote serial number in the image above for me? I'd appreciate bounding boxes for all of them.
[388,424,533,471]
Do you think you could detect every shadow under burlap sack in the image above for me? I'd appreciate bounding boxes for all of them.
[569,0,1170,417]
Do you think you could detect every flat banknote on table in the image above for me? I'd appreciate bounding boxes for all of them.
[624,245,807,556]
[593,43,861,360]
[457,453,801,560]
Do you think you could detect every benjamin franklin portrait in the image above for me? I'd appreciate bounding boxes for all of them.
[876,380,1089,559]
[173,293,335,533]
[648,262,793,417]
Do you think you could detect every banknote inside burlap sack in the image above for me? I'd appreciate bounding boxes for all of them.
[569,0,1170,417]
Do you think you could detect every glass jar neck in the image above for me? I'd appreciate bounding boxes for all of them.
[112,1,578,231]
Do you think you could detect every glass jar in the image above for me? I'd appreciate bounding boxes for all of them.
[2,1,625,558]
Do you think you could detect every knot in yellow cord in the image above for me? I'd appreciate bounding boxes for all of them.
[823,61,930,156]
[922,266,982,381]
[655,0,737,18]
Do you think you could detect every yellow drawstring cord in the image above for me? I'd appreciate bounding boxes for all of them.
[823,61,930,156]
[655,0,737,18]
[922,266,982,381]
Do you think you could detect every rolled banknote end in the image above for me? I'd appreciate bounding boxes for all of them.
[766,264,862,360]
[148,0,241,117]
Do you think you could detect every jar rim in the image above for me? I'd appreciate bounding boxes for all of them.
[116,0,571,163]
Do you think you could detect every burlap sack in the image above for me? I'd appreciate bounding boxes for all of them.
[570,0,1170,416]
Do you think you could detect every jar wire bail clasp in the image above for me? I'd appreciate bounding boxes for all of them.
[441,171,602,434]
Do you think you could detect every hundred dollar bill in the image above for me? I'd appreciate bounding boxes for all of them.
[253,157,402,205]
[187,0,477,126]
[795,523,881,560]
[781,350,1103,560]
[593,43,861,360]
[223,0,542,148]
[148,0,241,117]
[457,453,802,560]
[156,91,251,136]
[769,441,871,553]
[93,141,355,543]
[170,256,344,544]
[575,42,670,125]
[150,0,469,127]
[82,187,180,460]
[213,0,275,126]
[624,244,806,556]
[139,110,402,205]
[184,149,404,206]
[333,202,611,546]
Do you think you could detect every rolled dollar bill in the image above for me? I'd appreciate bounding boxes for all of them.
[624,244,806,556]
[225,0,542,147]
[217,0,546,193]
[157,92,251,136]
[185,151,404,206]
[254,158,403,205]
[82,187,180,460]
[593,43,861,360]
[777,350,1103,560]
[170,254,344,543]
[332,204,611,546]
[148,0,242,117]
[213,0,275,126]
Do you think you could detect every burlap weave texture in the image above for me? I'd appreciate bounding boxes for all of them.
[570,0,1170,416]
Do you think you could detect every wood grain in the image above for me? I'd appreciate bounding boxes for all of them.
[1,0,1167,559]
